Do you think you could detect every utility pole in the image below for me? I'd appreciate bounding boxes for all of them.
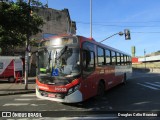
[144,49,146,71]
[90,0,92,39]
[24,0,31,90]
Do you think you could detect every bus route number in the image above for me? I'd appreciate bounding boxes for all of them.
[55,87,67,92]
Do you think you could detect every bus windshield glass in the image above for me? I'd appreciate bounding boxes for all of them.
[40,37,78,47]
[38,46,80,79]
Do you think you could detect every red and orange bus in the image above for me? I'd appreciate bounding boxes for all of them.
[36,35,132,103]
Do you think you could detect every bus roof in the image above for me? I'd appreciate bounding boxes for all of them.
[39,34,131,56]
[78,35,131,56]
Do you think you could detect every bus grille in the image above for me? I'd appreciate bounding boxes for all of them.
[39,89,67,99]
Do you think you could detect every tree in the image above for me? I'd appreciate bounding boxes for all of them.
[0,1,44,54]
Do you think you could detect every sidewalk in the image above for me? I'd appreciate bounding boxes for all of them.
[0,77,36,96]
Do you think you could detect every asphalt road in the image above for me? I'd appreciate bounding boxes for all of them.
[0,72,160,119]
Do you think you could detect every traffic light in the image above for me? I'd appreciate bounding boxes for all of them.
[124,29,131,40]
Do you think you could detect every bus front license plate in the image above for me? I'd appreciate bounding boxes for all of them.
[48,94,56,98]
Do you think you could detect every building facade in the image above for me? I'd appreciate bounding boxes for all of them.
[1,7,77,76]
[2,7,76,55]
[32,8,76,41]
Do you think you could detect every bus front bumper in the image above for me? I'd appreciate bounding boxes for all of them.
[36,87,83,103]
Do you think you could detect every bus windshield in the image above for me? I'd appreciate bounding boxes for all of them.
[37,46,81,80]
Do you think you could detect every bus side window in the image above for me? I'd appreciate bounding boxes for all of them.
[105,49,111,65]
[97,47,105,66]
[82,50,95,72]
[126,56,129,65]
[117,53,121,65]
[121,54,124,65]
[129,56,132,65]
[124,55,127,65]
[111,51,116,65]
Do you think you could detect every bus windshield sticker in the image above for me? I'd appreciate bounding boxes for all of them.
[40,68,46,73]
[51,68,59,76]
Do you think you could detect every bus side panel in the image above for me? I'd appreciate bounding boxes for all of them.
[96,66,115,90]
[100,66,123,90]
[104,66,115,90]
[80,72,97,100]
[14,59,23,78]
[126,65,132,80]
[0,60,14,78]
[113,66,123,85]
[115,65,132,82]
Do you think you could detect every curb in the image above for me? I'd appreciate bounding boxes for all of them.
[0,90,35,96]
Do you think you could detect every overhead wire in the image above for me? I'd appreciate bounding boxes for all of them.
[76,21,160,33]
[76,21,160,28]
[132,32,160,33]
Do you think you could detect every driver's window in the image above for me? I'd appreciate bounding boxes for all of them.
[82,50,95,73]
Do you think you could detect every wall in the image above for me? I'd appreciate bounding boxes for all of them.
[32,8,76,41]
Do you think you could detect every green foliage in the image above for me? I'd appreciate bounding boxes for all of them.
[0,1,44,51]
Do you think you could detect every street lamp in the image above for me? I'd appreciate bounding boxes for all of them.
[100,32,123,43]
[100,29,131,43]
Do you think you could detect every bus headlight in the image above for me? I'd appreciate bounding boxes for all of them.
[74,84,80,91]
[36,85,39,91]
[67,84,80,95]
[68,88,74,95]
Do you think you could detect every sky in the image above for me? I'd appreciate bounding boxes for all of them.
[41,0,160,56]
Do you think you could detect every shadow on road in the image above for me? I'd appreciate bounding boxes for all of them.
[62,74,160,111]
[63,84,126,111]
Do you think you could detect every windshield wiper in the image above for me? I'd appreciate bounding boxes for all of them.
[56,46,68,60]
[43,48,52,72]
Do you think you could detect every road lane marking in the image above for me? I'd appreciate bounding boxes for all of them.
[3,103,29,106]
[155,82,160,84]
[145,82,160,88]
[20,94,36,97]
[30,104,46,106]
[137,83,159,90]
[14,98,43,101]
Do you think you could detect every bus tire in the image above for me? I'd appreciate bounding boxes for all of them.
[96,81,105,98]
[122,73,127,85]
[8,77,15,83]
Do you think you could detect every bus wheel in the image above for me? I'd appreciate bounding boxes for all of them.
[97,81,105,98]
[8,77,15,83]
[122,73,127,85]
